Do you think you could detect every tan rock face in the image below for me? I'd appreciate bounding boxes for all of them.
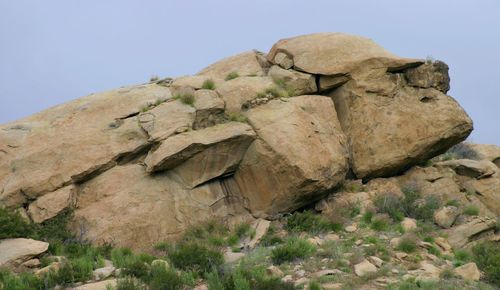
[433,206,459,229]
[469,143,500,167]
[268,33,422,75]
[435,159,497,179]
[0,238,49,272]
[445,216,497,248]
[28,185,75,223]
[73,164,250,250]
[453,262,481,281]
[330,66,473,179]
[235,95,348,217]
[198,51,268,80]
[0,84,168,208]
[216,77,275,113]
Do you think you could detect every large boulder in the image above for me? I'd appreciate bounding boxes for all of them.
[73,164,250,250]
[198,50,268,80]
[330,63,473,179]
[28,185,75,223]
[145,122,256,187]
[216,76,275,113]
[0,84,169,208]
[267,33,421,75]
[468,143,500,167]
[234,95,349,217]
[0,238,49,272]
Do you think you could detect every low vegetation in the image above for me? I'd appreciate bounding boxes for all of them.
[225,71,239,81]
[285,210,342,234]
[172,92,195,106]
[227,112,247,123]
[271,237,316,264]
[201,79,216,90]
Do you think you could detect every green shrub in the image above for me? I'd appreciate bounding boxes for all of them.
[361,211,374,224]
[206,266,296,290]
[225,71,239,81]
[445,199,460,207]
[370,217,389,231]
[473,242,500,285]
[397,237,418,253]
[463,205,479,216]
[168,242,223,274]
[173,93,195,106]
[271,237,315,264]
[0,208,35,239]
[201,79,216,90]
[116,276,146,290]
[308,281,321,290]
[260,224,283,246]
[147,264,185,290]
[374,194,404,221]
[34,209,75,243]
[286,211,340,234]
[0,270,44,290]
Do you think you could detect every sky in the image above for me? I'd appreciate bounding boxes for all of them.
[0,0,499,145]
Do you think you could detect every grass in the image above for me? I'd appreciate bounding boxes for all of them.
[396,236,418,253]
[370,217,390,231]
[285,210,342,234]
[463,205,480,216]
[0,208,35,239]
[374,185,440,222]
[173,92,195,106]
[228,112,247,123]
[271,237,316,265]
[168,243,223,275]
[445,199,461,207]
[225,71,239,81]
[259,224,284,246]
[206,266,296,290]
[201,79,216,90]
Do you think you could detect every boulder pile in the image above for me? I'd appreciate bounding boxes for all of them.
[1,33,493,251]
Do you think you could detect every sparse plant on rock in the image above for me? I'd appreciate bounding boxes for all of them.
[225,71,239,81]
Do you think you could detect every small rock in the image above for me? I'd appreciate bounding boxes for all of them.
[355,239,363,246]
[294,277,310,286]
[394,252,408,260]
[419,261,441,278]
[21,258,40,268]
[454,262,481,281]
[345,224,357,233]
[281,275,293,283]
[391,269,399,274]
[324,233,340,241]
[390,237,401,248]
[295,269,306,277]
[368,256,383,267]
[379,234,388,240]
[418,241,433,249]
[35,262,61,277]
[93,266,115,281]
[434,206,459,228]
[354,259,377,277]
[313,269,343,278]
[401,218,417,231]
[435,237,452,253]
[266,265,284,277]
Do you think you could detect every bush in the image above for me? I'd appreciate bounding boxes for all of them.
[463,205,479,216]
[370,217,389,231]
[0,208,35,239]
[0,269,44,290]
[116,276,147,290]
[225,71,239,81]
[374,194,404,222]
[206,266,296,290]
[146,264,186,290]
[286,211,340,234]
[397,236,418,253]
[168,242,223,274]
[271,237,315,264]
[260,224,283,246]
[173,93,195,106]
[228,112,247,123]
[472,242,500,285]
[201,79,216,90]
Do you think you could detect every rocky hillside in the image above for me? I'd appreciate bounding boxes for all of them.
[0,33,499,290]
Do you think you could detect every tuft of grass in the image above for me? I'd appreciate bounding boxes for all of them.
[201,79,216,90]
[370,217,389,231]
[228,112,247,123]
[150,75,159,82]
[225,71,239,81]
[397,236,418,253]
[374,194,404,222]
[260,224,283,246]
[285,210,341,234]
[115,276,146,290]
[271,237,316,264]
[173,93,195,106]
[463,205,479,216]
[445,199,460,207]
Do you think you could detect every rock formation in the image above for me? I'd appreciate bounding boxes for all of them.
[0,32,490,251]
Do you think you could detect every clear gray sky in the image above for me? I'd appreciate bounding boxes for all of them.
[1,0,499,145]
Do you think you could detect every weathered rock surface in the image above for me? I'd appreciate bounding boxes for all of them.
[354,260,377,277]
[469,143,500,167]
[445,216,497,248]
[235,95,348,217]
[69,279,117,290]
[145,122,256,188]
[433,206,460,229]
[0,32,485,252]
[435,159,497,179]
[0,238,49,272]
[453,262,481,281]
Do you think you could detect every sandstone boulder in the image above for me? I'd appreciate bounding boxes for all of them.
[469,143,500,167]
[433,206,459,229]
[453,262,481,281]
[216,76,274,113]
[235,95,348,217]
[463,176,500,215]
[27,185,75,223]
[268,65,317,95]
[73,164,249,250]
[145,122,255,187]
[445,216,497,248]
[193,89,225,129]
[435,159,497,179]
[354,260,377,277]
[405,60,450,93]
[0,84,169,208]
[198,50,267,80]
[0,238,49,272]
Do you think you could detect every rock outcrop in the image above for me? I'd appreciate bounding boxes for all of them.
[0,32,482,250]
